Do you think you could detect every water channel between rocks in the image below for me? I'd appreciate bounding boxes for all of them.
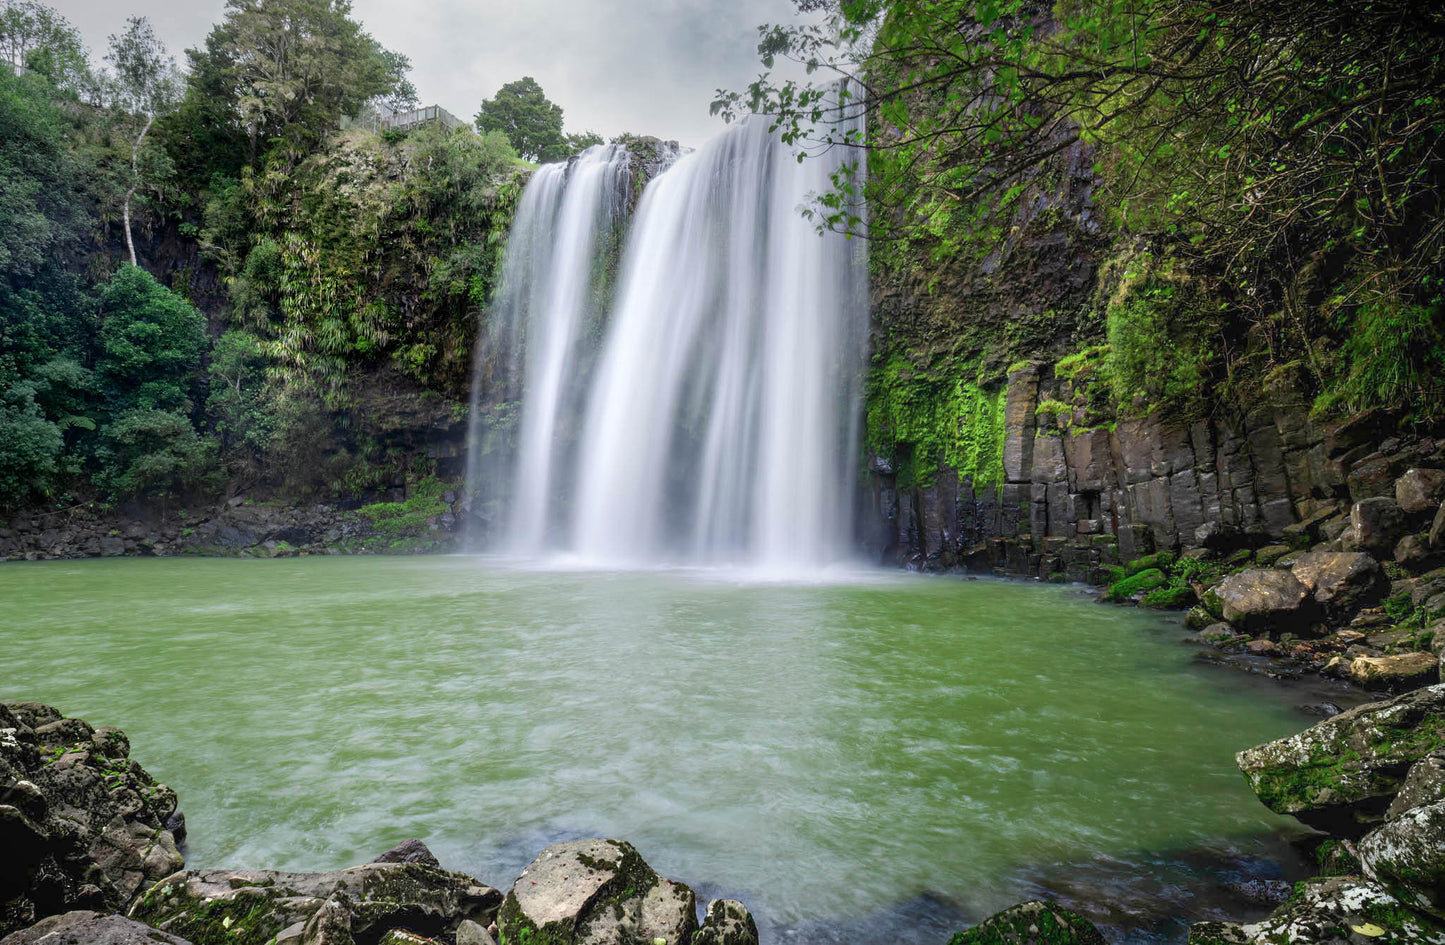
[0,556,1363,944]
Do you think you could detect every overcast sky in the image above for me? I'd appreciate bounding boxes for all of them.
[51,0,813,148]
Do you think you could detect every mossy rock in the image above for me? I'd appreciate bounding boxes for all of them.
[1104,568,1167,602]
[1236,876,1445,944]
[1126,551,1177,576]
[946,900,1106,945]
[1142,585,1199,610]
[1236,684,1445,836]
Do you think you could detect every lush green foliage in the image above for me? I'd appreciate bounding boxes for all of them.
[866,354,1006,489]
[726,0,1445,421]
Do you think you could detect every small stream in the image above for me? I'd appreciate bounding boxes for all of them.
[0,556,1363,943]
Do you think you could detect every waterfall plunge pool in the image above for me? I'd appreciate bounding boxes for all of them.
[0,556,1354,943]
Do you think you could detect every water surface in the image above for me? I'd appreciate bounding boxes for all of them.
[0,557,1342,942]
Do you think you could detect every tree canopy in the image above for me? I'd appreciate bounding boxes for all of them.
[474,76,601,163]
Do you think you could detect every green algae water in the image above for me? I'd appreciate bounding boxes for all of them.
[0,557,1344,942]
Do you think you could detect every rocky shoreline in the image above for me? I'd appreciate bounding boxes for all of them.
[5,692,1445,945]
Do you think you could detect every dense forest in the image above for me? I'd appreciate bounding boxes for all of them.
[0,0,618,512]
[723,0,1445,492]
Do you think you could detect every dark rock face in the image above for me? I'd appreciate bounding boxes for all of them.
[944,900,1107,945]
[130,864,502,945]
[497,839,697,945]
[1235,684,1445,836]
[0,910,194,945]
[1352,498,1409,554]
[0,703,184,938]
[692,899,759,945]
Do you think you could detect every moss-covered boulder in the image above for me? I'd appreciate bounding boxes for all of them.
[496,839,697,945]
[944,900,1107,945]
[0,703,184,938]
[1388,751,1445,819]
[1359,801,1445,915]
[130,864,501,945]
[0,910,195,944]
[1141,585,1198,610]
[1126,552,1176,576]
[1205,569,1316,634]
[1236,684,1445,835]
[691,899,758,945]
[1233,876,1445,944]
[1104,568,1167,603]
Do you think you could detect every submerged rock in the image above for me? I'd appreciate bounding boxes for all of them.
[130,863,502,945]
[0,910,194,945]
[497,838,697,945]
[0,703,184,937]
[692,899,758,945]
[1236,684,1445,835]
[945,900,1107,945]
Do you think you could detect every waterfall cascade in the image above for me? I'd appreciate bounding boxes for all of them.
[467,105,867,570]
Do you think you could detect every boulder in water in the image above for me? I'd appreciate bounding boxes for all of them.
[0,703,184,938]
[130,864,501,945]
[944,900,1107,945]
[497,839,697,945]
[692,899,758,945]
[1236,684,1445,835]
[1350,653,1440,692]
[372,839,442,868]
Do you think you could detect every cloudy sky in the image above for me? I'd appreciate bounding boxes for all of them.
[51,0,814,148]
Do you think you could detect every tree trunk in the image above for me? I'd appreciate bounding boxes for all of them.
[123,112,155,268]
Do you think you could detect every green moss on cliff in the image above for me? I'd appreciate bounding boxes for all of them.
[865,354,1006,489]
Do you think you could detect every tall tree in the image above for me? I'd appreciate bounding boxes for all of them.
[105,16,179,267]
[475,76,566,163]
[214,0,408,160]
[0,0,88,93]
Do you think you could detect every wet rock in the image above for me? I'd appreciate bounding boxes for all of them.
[944,900,1106,945]
[1359,801,1445,913]
[455,918,497,945]
[1185,606,1216,631]
[1431,504,1445,549]
[0,910,194,944]
[0,703,183,938]
[372,839,442,868]
[1246,639,1281,656]
[130,864,502,945]
[1231,876,1445,944]
[1351,653,1441,692]
[692,899,758,945]
[1398,469,1445,515]
[1352,498,1409,553]
[1289,551,1390,621]
[497,839,697,945]
[1387,750,1445,820]
[1236,684,1445,835]
[1204,569,1315,633]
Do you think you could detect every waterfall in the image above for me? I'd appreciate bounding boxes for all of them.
[468,99,867,570]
